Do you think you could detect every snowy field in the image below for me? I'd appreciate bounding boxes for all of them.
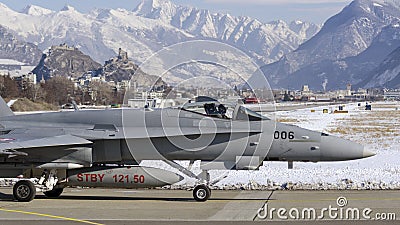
[142,101,400,190]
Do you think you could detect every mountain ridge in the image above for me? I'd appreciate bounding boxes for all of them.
[0,0,320,67]
[0,25,42,66]
[3,0,399,89]
[259,0,400,90]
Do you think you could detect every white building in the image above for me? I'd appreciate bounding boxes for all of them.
[0,59,35,78]
[383,90,400,100]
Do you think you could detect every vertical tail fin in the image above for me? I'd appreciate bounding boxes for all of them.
[0,96,14,117]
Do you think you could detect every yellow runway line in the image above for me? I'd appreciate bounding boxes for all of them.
[0,208,104,225]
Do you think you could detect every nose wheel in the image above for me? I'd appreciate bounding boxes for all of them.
[193,184,211,202]
[162,160,215,202]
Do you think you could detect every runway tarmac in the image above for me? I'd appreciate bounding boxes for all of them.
[0,188,398,225]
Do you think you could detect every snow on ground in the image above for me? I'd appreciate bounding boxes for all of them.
[142,101,400,190]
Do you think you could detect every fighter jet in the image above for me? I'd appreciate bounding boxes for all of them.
[0,96,375,202]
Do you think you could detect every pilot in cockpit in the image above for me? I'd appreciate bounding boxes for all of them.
[217,104,228,119]
[204,103,228,119]
[181,99,268,121]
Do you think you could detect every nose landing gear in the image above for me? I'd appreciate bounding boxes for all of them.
[163,160,216,202]
[193,184,211,202]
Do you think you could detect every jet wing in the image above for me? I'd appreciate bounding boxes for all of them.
[0,134,92,156]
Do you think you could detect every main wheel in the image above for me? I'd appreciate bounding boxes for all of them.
[13,180,36,202]
[193,184,211,202]
[44,188,64,198]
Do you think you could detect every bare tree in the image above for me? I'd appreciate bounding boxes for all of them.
[43,76,75,106]
[89,81,113,105]
[0,76,20,98]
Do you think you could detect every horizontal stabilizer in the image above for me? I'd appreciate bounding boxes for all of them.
[0,96,14,117]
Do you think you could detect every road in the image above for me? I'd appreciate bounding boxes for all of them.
[0,188,398,224]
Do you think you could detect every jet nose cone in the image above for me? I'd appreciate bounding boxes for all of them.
[320,136,373,161]
[362,149,376,158]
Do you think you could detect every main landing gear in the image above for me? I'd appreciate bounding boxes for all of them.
[13,180,36,202]
[43,187,64,198]
[12,169,63,202]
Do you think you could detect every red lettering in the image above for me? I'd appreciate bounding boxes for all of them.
[85,174,91,182]
[98,174,105,182]
[91,174,97,182]
[77,173,83,182]
[139,175,145,183]
[133,175,145,183]
[76,173,106,182]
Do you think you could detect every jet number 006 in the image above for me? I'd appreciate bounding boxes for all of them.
[274,131,294,140]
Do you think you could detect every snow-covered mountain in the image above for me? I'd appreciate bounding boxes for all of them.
[259,0,400,90]
[0,25,42,65]
[133,0,319,64]
[21,4,53,16]
[0,0,319,85]
[360,45,400,88]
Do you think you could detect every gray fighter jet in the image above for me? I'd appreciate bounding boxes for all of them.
[0,96,374,202]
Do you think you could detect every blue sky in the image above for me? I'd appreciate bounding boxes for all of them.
[0,0,352,24]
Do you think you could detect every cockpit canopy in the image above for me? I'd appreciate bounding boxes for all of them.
[181,100,269,121]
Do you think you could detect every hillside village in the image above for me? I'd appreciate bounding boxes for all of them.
[0,43,399,111]
[0,44,168,109]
